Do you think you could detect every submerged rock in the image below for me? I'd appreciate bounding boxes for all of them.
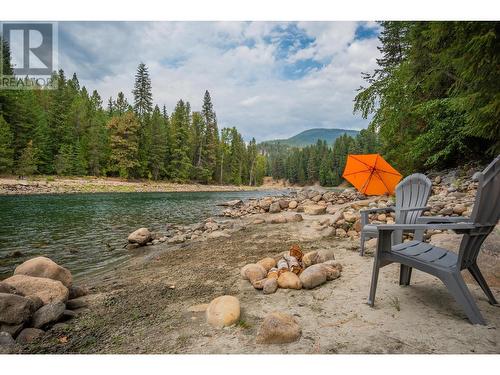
[127,228,152,246]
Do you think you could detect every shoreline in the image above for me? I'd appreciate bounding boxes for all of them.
[0,176,287,196]
[3,173,499,354]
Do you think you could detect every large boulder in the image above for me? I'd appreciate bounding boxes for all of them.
[31,302,66,328]
[303,205,326,215]
[2,275,69,305]
[256,312,302,344]
[16,328,44,345]
[127,228,152,246]
[269,202,281,213]
[277,272,302,289]
[14,256,72,288]
[0,323,24,337]
[299,264,328,289]
[206,295,240,328]
[240,264,267,282]
[0,293,34,325]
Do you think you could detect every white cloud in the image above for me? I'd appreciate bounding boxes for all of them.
[58,21,381,142]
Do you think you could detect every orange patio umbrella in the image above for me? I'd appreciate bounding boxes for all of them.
[342,154,402,195]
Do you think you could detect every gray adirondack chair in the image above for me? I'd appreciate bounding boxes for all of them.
[368,155,500,325]
[360,173,432,257]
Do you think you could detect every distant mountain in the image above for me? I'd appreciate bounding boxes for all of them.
[261,128,360,148]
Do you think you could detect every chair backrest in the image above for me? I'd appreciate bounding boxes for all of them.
[394,173,432,224]
[458,155,500,269]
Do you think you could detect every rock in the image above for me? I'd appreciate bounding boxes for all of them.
[206,295,240,328]
[323,260,343,273]
[62,309,77,320]
[302,251,319,267]
[208,230,231,239]
[377,214,387,221]
[321,263,342,281]
[241,264,267,282]
[303,205,326,215]
[3,275,68,305]
[0,293,34,325]
[204,221,219,231]
[257,257,277,272]
[263,278,278,294]
[311,194,322,202]
[258,198,272,210]
[32,302,66,328]
[288,200,298,209]
[68,285,89,300]
[0,282,20,295]
[26,296,43,312]
[363,238,379,255]
[0,332,15,347]
[269,202,281,213]
[278,199,289,209]
[16,328,44,344]
[347,230,358,238]
[218,199,242,207]
[252,219,265,225]
[251,278,266,289]
[299,264,328,289]
[14,256,73,288]
[277,271,302,289]
[256,312,301,344]
[440,207,453,215]
[270,215,287,224]
[342,211,357,223]
[434,176,442,184]
[354,219,362,232]
[471,172,482,182]
[287,214,303,222]
[127,228,151,246]
[152,239,160,245]
[453,204,467,215]
[66,298,88,310]
[335,228,347,238]
[0,323,24,337]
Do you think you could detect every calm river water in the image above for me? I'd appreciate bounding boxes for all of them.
[0,190,285,279]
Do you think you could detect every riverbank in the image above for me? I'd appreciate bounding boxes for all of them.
[0,176,272,195]
[5,170,498,354]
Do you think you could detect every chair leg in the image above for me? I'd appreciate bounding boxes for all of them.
[442,271,486,325]
[367,256,380,307]
[360,233,366,257]
[468,263,498,305]
[399,265,412,286]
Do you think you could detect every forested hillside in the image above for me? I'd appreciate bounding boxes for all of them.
[0,41,266,185]
[354,21,499,173]
[261,128,360,148]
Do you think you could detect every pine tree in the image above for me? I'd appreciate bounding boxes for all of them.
[16,140,38,176]
[167,100,191,182]
[201,90,219,181]
[0,115,14,173]
[149,106,167,180]
[132,63,153,119]
[107,112,141,178]
[115,92,129,115]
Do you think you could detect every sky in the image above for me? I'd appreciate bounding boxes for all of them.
[57,21,382,142]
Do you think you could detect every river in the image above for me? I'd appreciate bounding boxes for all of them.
[0,190,286,280]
